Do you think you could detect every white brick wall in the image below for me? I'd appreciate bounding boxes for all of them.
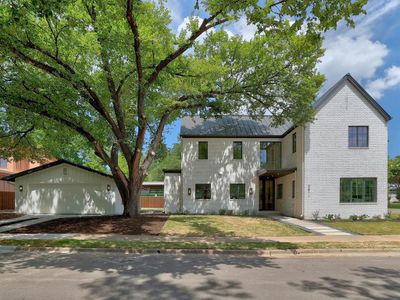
[164,173,182,213]
[303,82,388,219]
[180,137,298,214]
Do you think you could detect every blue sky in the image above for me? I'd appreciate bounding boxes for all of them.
[161,0,400,158]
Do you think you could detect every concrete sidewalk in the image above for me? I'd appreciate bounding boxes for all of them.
[1,232,400,243]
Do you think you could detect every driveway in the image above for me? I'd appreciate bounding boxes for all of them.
[0,252,399,299]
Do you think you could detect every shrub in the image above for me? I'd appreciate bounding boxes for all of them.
[324,214,335,221]
[241,210,249,216]
[226,210,234,216]
[358,214,369,221]
[397,188,400,200]
[311,210,320,221]
[350,214,358,221]
[219,209,227,215]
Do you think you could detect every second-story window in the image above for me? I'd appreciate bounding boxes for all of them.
[348,126,368,148]
[233,141,242,159]
[198,141,208,159]
[292,133,297,153]
[0,159,7,169]
[260,142,282,169]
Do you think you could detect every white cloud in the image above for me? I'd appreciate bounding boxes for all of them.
[319,35,388,87]
[228,16,257,41]
[318,0,400,95]
[367,66,400,99]
[164,0,184,28]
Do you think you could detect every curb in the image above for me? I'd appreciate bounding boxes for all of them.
[7,246,400,257]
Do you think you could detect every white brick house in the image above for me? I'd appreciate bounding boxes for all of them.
[164,74,392,219]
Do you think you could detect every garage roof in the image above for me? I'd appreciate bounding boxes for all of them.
[2,159,113,182]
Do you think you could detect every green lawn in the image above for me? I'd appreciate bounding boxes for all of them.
[389,202,400,209]
[1,239,400,251]
[322,214,400,235]
[160,215,310,237]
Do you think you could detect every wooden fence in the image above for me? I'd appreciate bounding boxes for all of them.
[140,196,164,209]
[0,192,15,210]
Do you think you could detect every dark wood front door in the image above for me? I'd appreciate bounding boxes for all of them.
[259,178,275,211]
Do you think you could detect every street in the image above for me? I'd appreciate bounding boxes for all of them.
[0,251,399,299]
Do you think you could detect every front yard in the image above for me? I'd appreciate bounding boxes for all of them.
[389,202,400,209]
[161,215,310,237]
[321,214,400,235]
[5,214,310,237]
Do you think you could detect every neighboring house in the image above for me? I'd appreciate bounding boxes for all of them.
[164,74,391,219]
[3,159,164,214]
[0,158,48,210]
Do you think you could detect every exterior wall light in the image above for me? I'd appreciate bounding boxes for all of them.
[19,185,23,192]
[107,184,111,191]
[188,188,191,196]
[249,187,253,195]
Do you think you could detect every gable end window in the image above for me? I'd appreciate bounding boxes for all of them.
[233,142,242,159]
[195,184,211,199]
[340,178,377,203]
[198,142,208,159]
[230,184,245,199]
[348,126,368,148]
[292,133,297,153]
[277,184,283,199]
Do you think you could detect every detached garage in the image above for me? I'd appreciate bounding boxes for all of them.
[3,160,123,215]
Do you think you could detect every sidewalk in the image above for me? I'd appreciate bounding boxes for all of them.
[1,232,400,243]
[0,216,62,233]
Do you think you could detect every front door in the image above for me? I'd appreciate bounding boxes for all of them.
[259,178,275,211]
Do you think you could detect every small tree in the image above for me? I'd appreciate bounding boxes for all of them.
[0,0,367,217]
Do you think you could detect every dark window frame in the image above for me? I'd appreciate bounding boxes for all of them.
[340,177,377,203]
[348,126,369,148]
[195,184,211,200]
[292,133,297,153]
[233,141,243,159]
[198,141,208,159]
[260,141,282,169]
[277,183,283,199]
[230,184,246,199]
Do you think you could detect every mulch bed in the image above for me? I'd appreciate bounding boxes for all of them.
[0,213,24,221]
[9,215,169,235]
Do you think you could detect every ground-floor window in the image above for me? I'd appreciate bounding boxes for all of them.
[195,184,211,199]
[277,183,283,199]
[292,180,295,198]
[230,184,245,199]
[340,178,377,203]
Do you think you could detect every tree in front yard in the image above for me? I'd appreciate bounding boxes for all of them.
[0,0,367,217]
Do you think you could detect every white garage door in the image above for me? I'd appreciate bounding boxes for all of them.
[28,183,110,214]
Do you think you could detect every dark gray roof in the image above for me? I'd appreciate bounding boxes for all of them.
[180,115,294,138]
[314,73,392,121]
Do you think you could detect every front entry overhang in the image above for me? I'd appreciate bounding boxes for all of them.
[258,168,297,179]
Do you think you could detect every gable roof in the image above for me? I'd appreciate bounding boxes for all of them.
[2,159,112,182]
[180,115,294,138]
[314,73,392,121]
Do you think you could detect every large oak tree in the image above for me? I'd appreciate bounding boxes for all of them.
[0,0,367,216]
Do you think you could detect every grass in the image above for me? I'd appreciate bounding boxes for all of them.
[321,214,400,235]
[1,239,400,251]
[160,215,310,237]
[389,202,400,209]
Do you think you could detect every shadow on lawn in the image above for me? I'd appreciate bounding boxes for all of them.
[288,266,400,299]
[0,252,280,299]
[166,216,233,236]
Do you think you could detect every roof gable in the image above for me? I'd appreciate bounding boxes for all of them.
[2,159,112,182]
[314,74,392,122]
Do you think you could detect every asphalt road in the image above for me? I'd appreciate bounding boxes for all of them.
[0,251,399,299]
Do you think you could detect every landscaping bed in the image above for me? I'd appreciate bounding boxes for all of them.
[0,213,24,221]
[161,215,310,237]
[9,215,169,235]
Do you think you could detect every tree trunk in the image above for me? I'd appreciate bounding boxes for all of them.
[122,183,141,217]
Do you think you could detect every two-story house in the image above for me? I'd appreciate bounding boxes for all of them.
[163,74,391,219]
